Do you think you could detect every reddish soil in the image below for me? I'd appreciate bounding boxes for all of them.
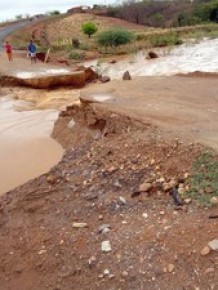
[0,104,217,290]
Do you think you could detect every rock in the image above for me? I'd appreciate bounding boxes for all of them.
[160,211,165,215]
[109,59,117,64]
[72,222,88,228]
[100,76,111,83]
[147,51,159,59]
[88,256,97,268]
[98,224,111,233]
[210,196,218,205]
[150,159,156,165]
[208,239,218,251]
[163,183,171,192]
[184,198,192,204]
[121,271,129,277]
[142,212,148,219]
[38,249,47,255]
[123,71,131,80]
[75,66,99,82]
[167,264,175,273]
[119,196,126,204]
[139,182,152,192]
[169,179,179,188]
[200,246,211,256]
[101,241,112,252]
[68,119,75,129]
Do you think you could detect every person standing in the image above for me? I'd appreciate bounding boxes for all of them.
[27,40,37,64]
[5,41,13,62]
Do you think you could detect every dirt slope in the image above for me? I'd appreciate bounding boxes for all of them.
[0,104,217,290]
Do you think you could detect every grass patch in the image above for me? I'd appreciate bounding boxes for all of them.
[68,51,85,60]
[186,152,218,207]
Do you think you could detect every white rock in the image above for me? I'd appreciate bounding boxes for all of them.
[142,213,148,219]
[101,241,112,252]
[208,239,218,251]
[72,222,88,228]
[119,196,126,204]
[68,119,75,129]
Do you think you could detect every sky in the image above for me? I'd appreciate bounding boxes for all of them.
[0,0,117,22]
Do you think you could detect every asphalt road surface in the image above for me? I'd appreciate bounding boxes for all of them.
[0,21,29,50]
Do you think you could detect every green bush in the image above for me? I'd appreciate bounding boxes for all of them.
[81,22,98,38]
[150,33,183,47]
[97,29,134,48]
[68,51,85,60]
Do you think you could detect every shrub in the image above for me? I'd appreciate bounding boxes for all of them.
[97,29,134,49]
[71,38,80,48]
[81,22,98,38]
[150,33,183,47]
[68,51,85,60]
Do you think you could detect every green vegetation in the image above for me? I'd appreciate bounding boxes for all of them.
[149,32,183,47]
[82,22,98,38]
[68,51,85,60]
[47,10,61,16]
[186,153,218,207]
[97,29,134,49]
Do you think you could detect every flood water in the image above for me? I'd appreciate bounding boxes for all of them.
[85,38,218,78]
[0,94,64,194]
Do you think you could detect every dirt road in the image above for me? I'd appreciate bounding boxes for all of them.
[81,75,218,150]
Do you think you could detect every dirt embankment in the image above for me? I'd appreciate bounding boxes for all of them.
[0,103,217,290]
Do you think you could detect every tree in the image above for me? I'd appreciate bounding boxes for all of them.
[47,10,61,16]
[82,22,98,38]
[97,29,134,49]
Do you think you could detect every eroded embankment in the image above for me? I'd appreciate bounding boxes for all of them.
[1,103,217,290]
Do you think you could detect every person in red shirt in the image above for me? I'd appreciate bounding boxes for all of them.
[5,41,13,61]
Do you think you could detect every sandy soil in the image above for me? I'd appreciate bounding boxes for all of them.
[81,75,218,151]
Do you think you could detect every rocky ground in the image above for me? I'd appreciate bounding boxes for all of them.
[0,103,217,290]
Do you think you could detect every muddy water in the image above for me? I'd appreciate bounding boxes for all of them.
[85,38,218,78]
[0,95,64,195]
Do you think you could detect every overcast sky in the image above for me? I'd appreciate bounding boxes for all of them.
[0,0,118,22]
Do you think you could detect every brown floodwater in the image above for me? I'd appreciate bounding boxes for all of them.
[0,94,64,195]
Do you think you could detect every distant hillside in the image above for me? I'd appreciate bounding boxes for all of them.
[43,13,150,45]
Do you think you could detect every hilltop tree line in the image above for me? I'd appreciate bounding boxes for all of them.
[105,0,218,27]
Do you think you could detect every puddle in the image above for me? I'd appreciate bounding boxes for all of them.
[0,95,64,195]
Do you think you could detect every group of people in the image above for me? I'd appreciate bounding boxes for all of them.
[5,40,37,64]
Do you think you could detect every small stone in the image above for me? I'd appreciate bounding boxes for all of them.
[72,222,88,228]
[142,212,148,219]
[159,177,165,183]
[119,196,126,205]
[184,198,192,204]
[101,241,112,252]
[98,215,103,220]
[169,179,179,188]
[160,211,165,215]
[104,269,110,275]
[139,182,152,192]
[184,172,189,179]
[208,239,218,251]
[163,183,171,192]
[200,246,210,256]
[98,224,111,233]
[150,159,156,165]
[123,71,131,80]
[88,256,97,268]
[210,196,218,205]
[38,250,47,255]
[168,264,175,273]
[122,271,129,277]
